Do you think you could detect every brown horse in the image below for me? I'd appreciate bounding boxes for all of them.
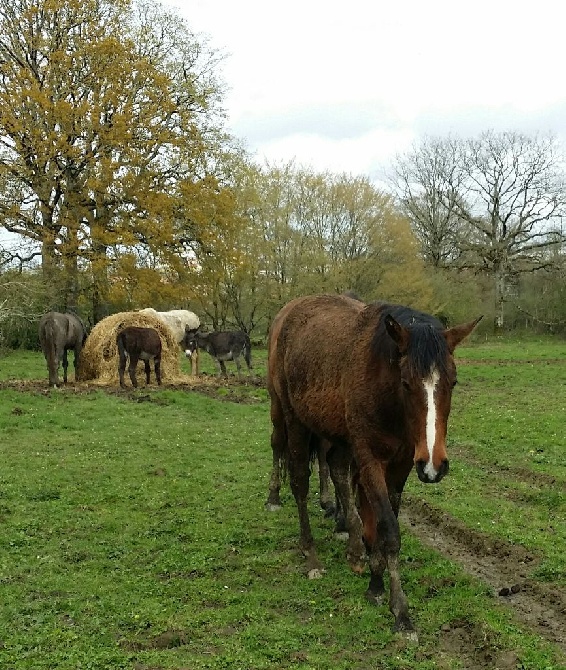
[117,326,162,388]
[266,294,480,637]
[38,311,87,387]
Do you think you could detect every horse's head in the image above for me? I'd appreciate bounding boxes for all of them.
[385,313,482,484]
[182,326,199,359]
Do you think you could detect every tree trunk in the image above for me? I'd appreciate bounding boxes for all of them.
[494,268,506,334]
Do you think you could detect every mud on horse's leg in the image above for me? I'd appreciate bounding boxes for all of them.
[129,355,139,388]
[326,446,365,573]
[266,398,285,510]
[287,420,324,579]
[315,440,336,517]
[359,469,417,639]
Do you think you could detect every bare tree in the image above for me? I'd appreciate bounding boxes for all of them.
[391,131,566,330]
[389,136,465,267]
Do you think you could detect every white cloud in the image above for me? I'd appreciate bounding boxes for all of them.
[168,0,566,175]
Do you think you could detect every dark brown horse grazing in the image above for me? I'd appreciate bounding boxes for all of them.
[266,294,481,637]
[117,326,162,388]
[38,311,87,388]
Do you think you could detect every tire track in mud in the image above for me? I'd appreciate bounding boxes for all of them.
[400,495,566,660]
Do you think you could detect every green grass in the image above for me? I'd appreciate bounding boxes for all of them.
[0,344,564,669]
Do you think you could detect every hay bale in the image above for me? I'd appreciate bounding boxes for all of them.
[79,311,185,385]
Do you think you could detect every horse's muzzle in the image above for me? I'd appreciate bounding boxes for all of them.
[416,459,449,484]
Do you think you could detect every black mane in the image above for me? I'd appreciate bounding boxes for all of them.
[370,303,449,377]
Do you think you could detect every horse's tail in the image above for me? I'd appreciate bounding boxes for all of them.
[116,328,126,359]
[41,319,59,386]
[276,430,319,483]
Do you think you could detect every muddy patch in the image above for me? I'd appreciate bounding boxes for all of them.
[0,375,266,404]
[400,495,566,659]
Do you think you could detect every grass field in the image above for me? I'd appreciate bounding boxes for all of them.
[0,338,564,669]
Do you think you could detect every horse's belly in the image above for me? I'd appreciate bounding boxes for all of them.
[216,351,234,361]
[292,389,347,438]
[139,351,154,361]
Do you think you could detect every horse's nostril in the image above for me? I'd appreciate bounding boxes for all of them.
[415,459,449,483]
[415,460,427,482]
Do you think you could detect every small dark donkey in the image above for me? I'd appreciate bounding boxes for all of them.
[38,311,87,387]
[182,327,252,377]
[117,326,162,388]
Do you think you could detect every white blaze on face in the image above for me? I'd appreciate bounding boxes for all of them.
[423,368,440,479]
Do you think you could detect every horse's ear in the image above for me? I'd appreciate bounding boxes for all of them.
[444,316,483,352]
[384,314,410,354]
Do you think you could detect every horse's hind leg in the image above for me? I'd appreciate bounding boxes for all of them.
[315,439,335,516]
[154,356,162,385]
[287,418,324,578]
[118,352,127,388]
[143,359,151,385]
[326,446,365,574]
[129,355,139,388]
[266,396,285,510]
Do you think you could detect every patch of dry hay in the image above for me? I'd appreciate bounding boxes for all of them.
[79,311,189,386]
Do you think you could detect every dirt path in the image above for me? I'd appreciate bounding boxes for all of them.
[400,496,566,664]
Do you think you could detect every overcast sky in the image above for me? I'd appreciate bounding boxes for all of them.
[168,0,566,180]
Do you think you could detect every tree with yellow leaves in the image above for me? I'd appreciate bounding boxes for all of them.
[0,0,232,321]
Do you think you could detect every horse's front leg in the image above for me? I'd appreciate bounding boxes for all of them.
[190,349,199,376]
[154,356,162,385]
[62,349,69,384]
[358,465,416,638]
[234,355,243,379]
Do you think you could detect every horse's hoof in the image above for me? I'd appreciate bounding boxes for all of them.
[333,531,349,542]
[400,630,419,644]
[265,503,282,512]
[322,504,336,518]
[348,560,365,575]
[392,617,418,643]
[365,590,385,606]
[307,568,324,580]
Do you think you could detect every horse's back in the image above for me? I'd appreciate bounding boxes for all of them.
[39,311,84,349]
[272,294,365,365]
[268,295,366,418]
[118,326,161,355]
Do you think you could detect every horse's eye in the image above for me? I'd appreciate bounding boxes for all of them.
[452,379,458,388]
[401,379,411,390]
